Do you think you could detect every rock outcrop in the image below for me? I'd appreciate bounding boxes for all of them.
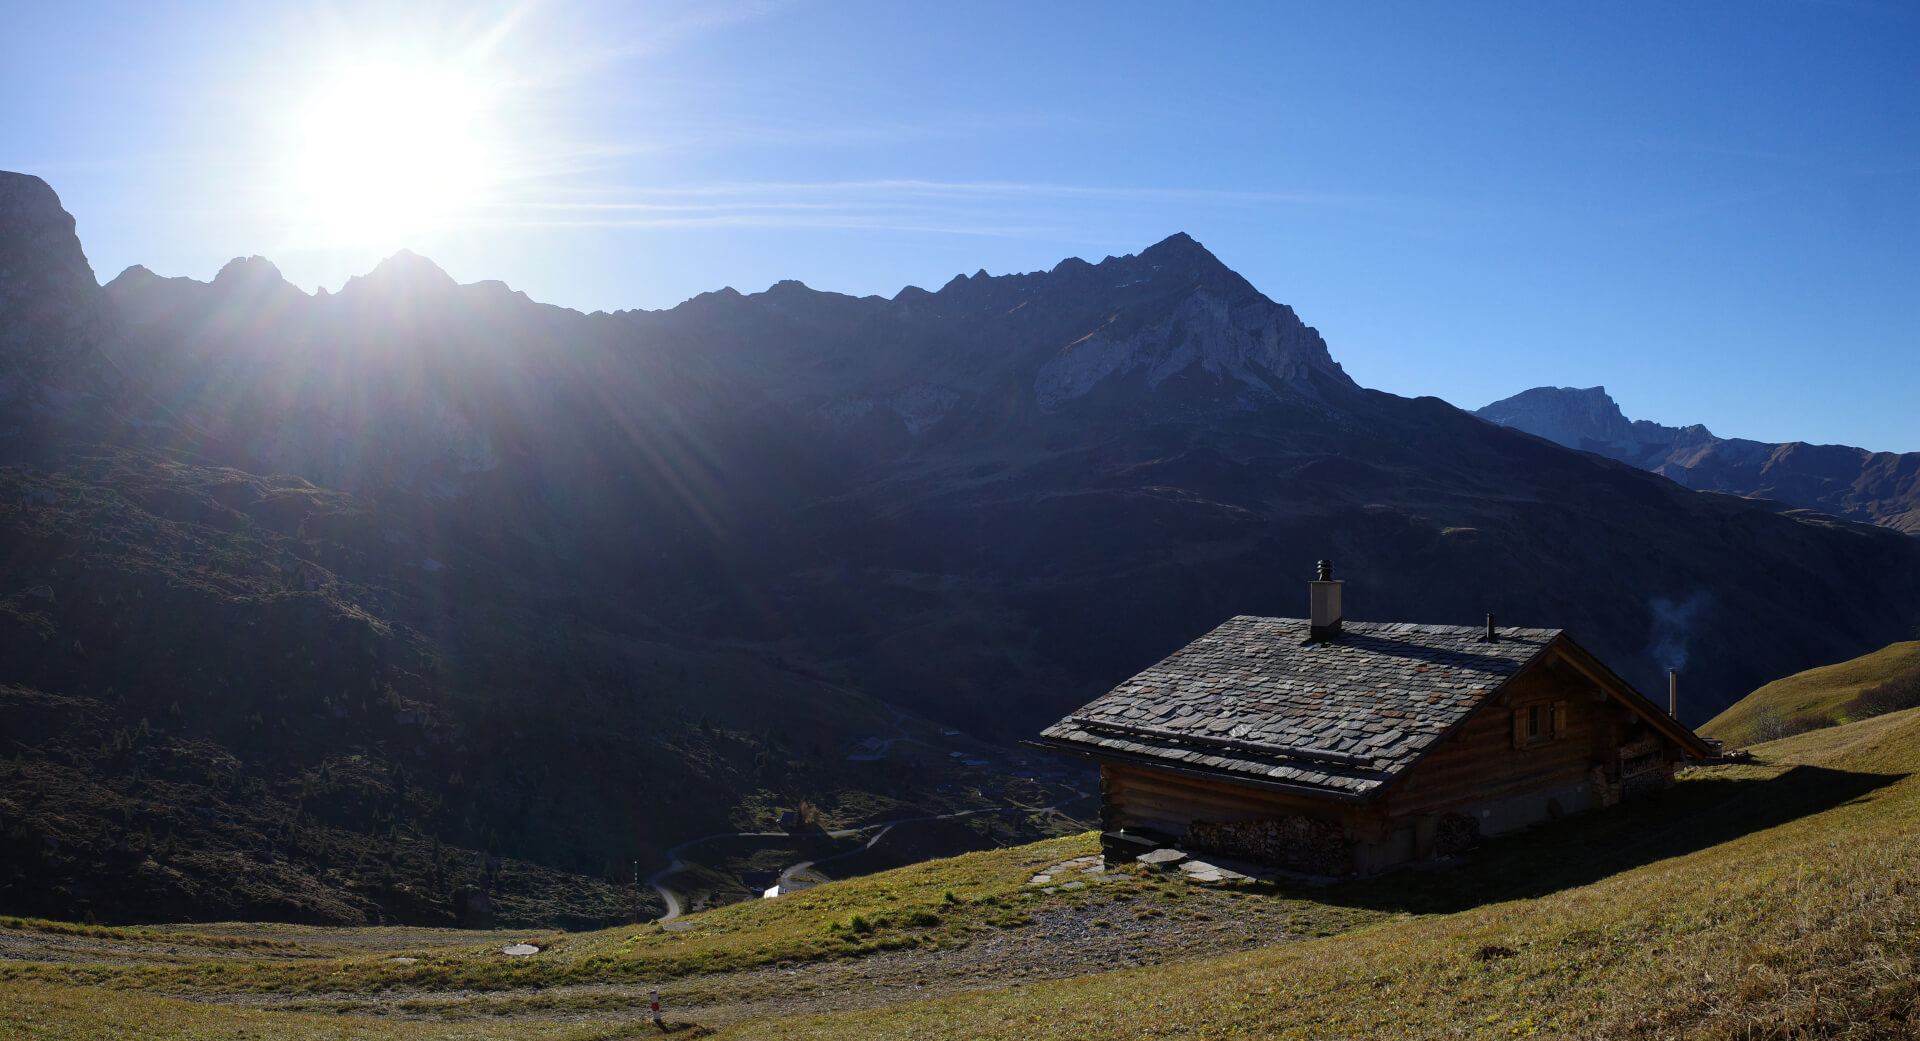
[1029,233,1346,411]
[1033,281,1337,411]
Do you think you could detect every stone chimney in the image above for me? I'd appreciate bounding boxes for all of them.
[1310,559,1343,641]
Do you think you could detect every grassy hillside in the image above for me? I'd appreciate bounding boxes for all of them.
[1701,639,1920,746]
[728,709,1920,1039]
[6,705,1920,1038]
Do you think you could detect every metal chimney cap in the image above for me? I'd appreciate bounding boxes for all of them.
[1316,559,1334,582]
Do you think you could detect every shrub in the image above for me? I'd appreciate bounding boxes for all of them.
[1849,667,1920,721]
[1748,705,1789,744]
[1748,704,1839,744]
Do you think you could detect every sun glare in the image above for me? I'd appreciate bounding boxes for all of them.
[291,62,494,244]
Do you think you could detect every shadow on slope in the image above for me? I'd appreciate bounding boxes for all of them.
[1314,761,1904,917]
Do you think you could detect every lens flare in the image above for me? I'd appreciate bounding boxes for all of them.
[291,62,494,244]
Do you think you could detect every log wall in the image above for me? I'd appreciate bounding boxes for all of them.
[1379,653,1612,822]
[1103,762,1360,839]
[1102,761,1372,874]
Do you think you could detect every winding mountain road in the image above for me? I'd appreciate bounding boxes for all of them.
[647,703,1091,923]
[650,790,1091,922]
[647,830,787,922]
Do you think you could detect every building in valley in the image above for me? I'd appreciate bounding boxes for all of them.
[1034,562,1710,876]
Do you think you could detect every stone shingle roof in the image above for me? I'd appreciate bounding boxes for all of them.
[1038,615,1561,798]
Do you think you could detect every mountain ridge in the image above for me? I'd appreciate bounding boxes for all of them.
[1475,385,1920,535]
[10,163,1919,726]
[6,168,1920,928]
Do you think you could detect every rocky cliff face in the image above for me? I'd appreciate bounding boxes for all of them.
[604,230,1350,439]
[1477,386,1920,536]
[1032,279,1336,411]
[0,173,107,390]
[1025,233,1345,412]
[1475,385,1641,447]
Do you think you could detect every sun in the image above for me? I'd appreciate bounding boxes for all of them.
[290,62,494,244]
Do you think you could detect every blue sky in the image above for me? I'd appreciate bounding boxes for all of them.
[5,1,1917,450]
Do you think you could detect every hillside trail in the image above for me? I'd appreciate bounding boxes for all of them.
[162,877,1306,1031]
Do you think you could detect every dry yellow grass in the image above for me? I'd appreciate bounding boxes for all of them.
[8,710,1920,1039]
[716,709,1920,1040]
[0,980,659,1041]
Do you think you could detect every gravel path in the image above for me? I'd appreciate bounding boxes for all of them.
[148,883,1348,1030]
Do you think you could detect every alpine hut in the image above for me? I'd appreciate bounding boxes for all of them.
[1034,562,1710,876]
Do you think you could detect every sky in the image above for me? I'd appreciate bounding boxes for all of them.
[4,1,1917,451]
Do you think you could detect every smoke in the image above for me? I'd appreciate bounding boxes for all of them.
[1648,592,1712,674]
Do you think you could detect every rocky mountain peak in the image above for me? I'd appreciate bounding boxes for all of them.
[1029,235,1347,412]
[0,172,94,286]
[1476,386,1635,446]
[213,255,289,290]
[761,279,820,300]
[1474,386,1718,454]
[1107,232,1245,290]
[0,171,105,381]
[107,263,159,287]
[343,249,458,297]
[1478,384,1919,536]
[1135,231,1215,267]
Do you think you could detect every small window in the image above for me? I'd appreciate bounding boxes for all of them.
[1527,705,1542,740]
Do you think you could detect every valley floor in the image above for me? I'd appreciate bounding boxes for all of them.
[7,708,1920,1039]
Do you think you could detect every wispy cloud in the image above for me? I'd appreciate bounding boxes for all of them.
[515,0,797,87]
[531,178,1380,205]
[469,178,1409,235]
[453,212,1055,237]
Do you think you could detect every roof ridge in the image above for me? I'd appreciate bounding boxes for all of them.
[1226,614,1563,635]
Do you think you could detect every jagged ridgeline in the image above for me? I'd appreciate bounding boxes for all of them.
[1477,385,1920,536]
[3,170,1920,926]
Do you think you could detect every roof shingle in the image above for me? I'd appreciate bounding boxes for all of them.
[1038,615,1559,797]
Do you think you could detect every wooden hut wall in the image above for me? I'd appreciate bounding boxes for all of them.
[1101,762,1370,840]
[1380,649,1616,825]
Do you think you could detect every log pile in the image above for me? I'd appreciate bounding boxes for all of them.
[1622,761,1675,798]
[1182,814,1350,875]
[1618,735,1673,799]
[1432,812,1479,858]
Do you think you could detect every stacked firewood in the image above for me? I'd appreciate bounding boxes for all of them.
[1183,815,1350,875]
[1622,763,1674,798]
[1433,812,1479,858]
